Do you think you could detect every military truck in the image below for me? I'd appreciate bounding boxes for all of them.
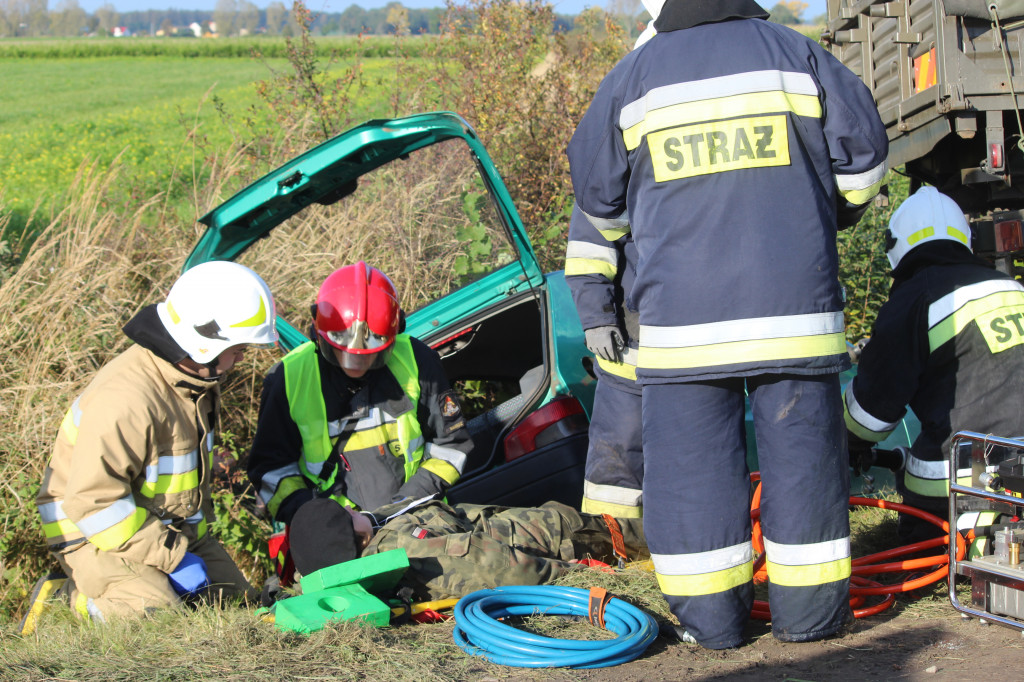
[822,0,1024,278]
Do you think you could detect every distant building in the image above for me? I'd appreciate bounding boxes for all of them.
[112,26,130,37]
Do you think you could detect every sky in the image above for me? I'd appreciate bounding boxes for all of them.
[75,0,829,21]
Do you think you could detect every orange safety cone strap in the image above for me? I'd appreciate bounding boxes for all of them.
[587,587,613,628]
[601,513,628,568]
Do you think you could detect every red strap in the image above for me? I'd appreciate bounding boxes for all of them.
[587,587,613,628]
[602,513,628,568]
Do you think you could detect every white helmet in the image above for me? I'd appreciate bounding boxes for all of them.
[886,186,972,270]
[156,261,278,364]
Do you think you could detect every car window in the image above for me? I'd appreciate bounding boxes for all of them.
[234,137,519,331]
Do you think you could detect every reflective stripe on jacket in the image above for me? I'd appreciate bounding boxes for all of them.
[565,203,639,385]
[36,344,213,572]
[279,336,425,509]
[568,14,887,381]
[845,246,1024,499]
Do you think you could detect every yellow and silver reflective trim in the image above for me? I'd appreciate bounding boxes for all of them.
[579,207,630,241]
[345,422,402,452]
[139,450,199,497]
[927,279,1024,350]
[619,70,820,150]
[596,346,638,381]
[327,407,396,438]
[75,494,147,551]
[763,537,851,587]
[904,453,971,498]
[639,311,845,370]
[835,160,887,205]
[423,442,467,474]
[38,499,81,541]
[59,397,83,446]
[259,462,304,506]
[582,480,642,518]
[565,240,619,280]
[843,386,898,442]
[652,541,753,596]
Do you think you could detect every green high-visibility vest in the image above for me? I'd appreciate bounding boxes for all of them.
[281,336,423,508]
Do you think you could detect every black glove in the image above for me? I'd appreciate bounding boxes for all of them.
[584,325,624,363]
[848,432,876,476]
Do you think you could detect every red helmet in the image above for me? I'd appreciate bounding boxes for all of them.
[313,262,401,373]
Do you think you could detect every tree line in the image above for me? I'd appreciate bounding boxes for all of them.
[0,0,820,40]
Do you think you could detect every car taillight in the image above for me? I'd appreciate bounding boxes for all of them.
[503,396,589,462]
[995,219,1024,252]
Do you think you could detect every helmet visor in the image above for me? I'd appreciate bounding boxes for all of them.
[323,319,392,352]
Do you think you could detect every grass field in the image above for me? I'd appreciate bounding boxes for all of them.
[0,47,403,240]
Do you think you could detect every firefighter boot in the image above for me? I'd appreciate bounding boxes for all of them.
[18,570,68,635]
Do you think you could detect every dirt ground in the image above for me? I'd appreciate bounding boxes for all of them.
[470,599,1024,682]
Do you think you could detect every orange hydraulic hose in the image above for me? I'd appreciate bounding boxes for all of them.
[748,475,968,620]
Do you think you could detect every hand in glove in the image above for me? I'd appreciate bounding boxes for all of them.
[847,432,876,477]
[167,551,210,597]
[584,325,624,363]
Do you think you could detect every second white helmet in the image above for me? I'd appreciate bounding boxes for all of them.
[886,186,972,270]
[157,261,278,364]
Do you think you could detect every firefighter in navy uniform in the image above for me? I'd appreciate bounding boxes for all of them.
[247,263,473,535]
[565,203,643,518]
[567,0,888,649]
[844,187,1024,539]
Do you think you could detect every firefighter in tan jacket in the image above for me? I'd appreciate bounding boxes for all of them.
[31,261,279,624]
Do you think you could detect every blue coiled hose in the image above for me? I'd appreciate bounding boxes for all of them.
[452,585,658,669]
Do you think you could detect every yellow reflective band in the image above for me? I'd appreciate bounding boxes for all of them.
[88,507,148,552]
[648,115,790,182]
[565,258,617,280]
[907,226,935,246]
[928,290,1024,351]
[656,561,753,596]
[598,225,630,241]
[639,332,846,370]
[766,556,851,587]
[596,356,638,380]
[166,301,180,325]
[421,458,461,485]
[60,409,79,446]
[947,225,969,245]
[74,592,90,619]
[582,497,643,518]
[904,472,972,498]
[195,517,207,539]
[838,177,885,206]
[232,297,267,328]
[622,91,821,151]
[43,518,81,540]
[344,423,400,452]
[267,475,309,518]
[139,470,199,497]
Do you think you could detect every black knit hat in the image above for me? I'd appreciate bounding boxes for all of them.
[289,498,359,576]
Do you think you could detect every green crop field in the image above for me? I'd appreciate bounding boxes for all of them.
[0,43,405,240]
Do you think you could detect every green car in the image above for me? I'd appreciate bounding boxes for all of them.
[185,111,915,507]
[185,111,594,507]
